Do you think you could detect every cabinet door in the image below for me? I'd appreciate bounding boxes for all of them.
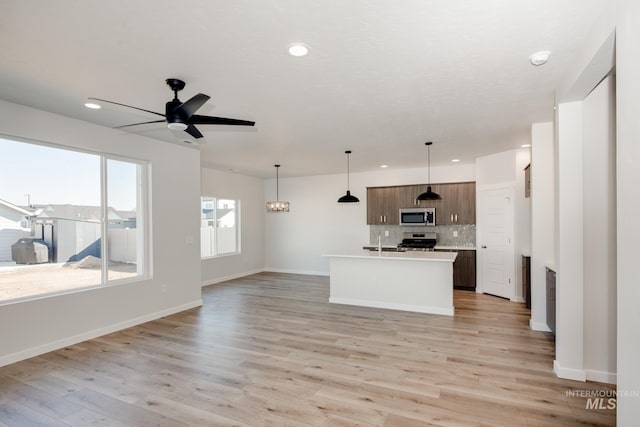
[456,182,476,224]
[434,249,475,290]
[366,187,399,225]
[397,184,426,208]
[454,250,476,290]
[436,182,475,225]
[437,184,456,225]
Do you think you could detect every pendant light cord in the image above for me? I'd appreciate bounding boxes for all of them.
[347,152,351,191]
[276,166,279,200]
[428,144,431,185]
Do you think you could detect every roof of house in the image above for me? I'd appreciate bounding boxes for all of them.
[0,198,33,216]
[33,204,136,222]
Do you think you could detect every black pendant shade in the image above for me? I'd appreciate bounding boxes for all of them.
[416,141,442,201]
[338,190,360,203]
[338,150,360,203]
[417,185,441,200]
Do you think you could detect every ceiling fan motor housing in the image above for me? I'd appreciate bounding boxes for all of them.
[166,99,188,130]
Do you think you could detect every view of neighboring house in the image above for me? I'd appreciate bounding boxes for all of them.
[0,199,32,261]
[0,202,137,263]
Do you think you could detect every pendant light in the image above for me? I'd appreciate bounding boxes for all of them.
[416,142,442,200]
[266,164,290,212]
[337,150,360,203]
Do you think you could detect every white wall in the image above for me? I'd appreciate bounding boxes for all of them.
[201,167,265,284]
[555,101,586,381]
[475,150,519,186]
[475,149,530,301]
[554,17,619,386]
[264,164,475,275]
[615,0,640,421]
[583,75,617,383]
[514,150,531,302]
[0,100,202,366]
[530,122,554,332]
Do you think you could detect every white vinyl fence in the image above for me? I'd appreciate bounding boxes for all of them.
[201,226,236,257]
[109,228,137,263]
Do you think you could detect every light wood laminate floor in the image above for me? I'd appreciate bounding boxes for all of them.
[0,272,615,426]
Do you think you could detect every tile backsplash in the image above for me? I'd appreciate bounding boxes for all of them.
[369,224,476,247]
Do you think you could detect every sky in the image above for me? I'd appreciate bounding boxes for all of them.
[0,137,137,210]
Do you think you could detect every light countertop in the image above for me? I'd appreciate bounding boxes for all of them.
[434,245,476,251]
[362,244,399,249]
[362,244,476,251]
[325,250,457,262]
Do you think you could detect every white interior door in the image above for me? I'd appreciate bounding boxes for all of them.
[479,187,514,299]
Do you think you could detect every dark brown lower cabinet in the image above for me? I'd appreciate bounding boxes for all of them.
[523,255,531,309]
[436,249,476,290]
[546,267,556,334]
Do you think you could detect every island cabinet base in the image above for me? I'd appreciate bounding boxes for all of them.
[326,253,455,316]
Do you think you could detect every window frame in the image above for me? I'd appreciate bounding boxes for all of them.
[200,196,241,259]
[0,134,151,305]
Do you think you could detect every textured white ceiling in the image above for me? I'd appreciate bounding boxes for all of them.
[0,0,607,178]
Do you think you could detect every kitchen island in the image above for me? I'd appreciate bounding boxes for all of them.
[323,250,457,316]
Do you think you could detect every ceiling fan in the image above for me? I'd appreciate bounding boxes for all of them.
[88,78,255,140]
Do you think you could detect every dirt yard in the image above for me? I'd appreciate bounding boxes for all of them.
[0,260,138,302]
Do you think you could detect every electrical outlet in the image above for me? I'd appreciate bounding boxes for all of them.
[453,231,458,237]
[185,235,194,245]
[384,230,389,237]
[160,284,167,293]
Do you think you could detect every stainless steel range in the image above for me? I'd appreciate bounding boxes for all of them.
[397,232,437,251]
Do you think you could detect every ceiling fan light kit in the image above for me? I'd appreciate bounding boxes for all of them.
[416,142,442,201]
[88,78,255,141]
[266,165,290,213]
[529,50,551,66]
[338,150,360,203]
[288,43,310,57]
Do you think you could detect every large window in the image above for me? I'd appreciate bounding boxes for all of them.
[201,197,239,258]
[0,137,147,303]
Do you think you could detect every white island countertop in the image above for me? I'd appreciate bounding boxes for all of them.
[435,245,476,251]
[325,250,455,315]
[325,250,457,262]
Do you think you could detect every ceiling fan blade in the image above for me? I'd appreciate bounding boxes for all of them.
[115,119,166,129]
[189,114,255,126]
[88,97,165,117]
[185,124,204,139]
[177,93,210,119]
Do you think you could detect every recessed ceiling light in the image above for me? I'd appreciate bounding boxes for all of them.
[380,165,388,168]
[451,159,460,163]
[84,102,101,109]
[521,144,531,148]
[288,43,309,57]
[529,50,551,66]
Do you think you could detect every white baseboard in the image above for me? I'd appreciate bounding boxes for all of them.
[586,369,617,385]
[530,319,552,332]
[512,296,525,303]
[329,297,454,316]
[201,268,264,287]
[554,360,587,382]
[264,267,329,277]
[0,299,203,368]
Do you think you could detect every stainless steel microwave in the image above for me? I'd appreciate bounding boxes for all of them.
[399,207,435,226]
